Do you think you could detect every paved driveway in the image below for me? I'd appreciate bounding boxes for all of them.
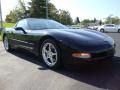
[0,33,120,90]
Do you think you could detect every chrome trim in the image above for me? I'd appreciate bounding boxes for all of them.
[18,45,33,50]
[11,38,34,45]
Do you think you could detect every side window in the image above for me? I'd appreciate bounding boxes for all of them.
[16,20,29,30]
[106,25,114,27]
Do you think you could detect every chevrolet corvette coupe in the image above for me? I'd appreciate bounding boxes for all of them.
[2,18,115,69]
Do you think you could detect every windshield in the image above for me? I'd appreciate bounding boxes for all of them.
[28,19,68,30]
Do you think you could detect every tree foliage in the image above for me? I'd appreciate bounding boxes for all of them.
[93,18,97,23]
[28,0,46,18]
[5,8,23,23]
[105,15,120,24]
[48,3,59,21]
[28,0,73,25]
[19,0,26,13]
[58,10,73,25]
[81,19,91,27]
[5,0,73,25]
[5,0,26,23]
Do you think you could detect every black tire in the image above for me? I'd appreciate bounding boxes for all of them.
[100,29,104,32]
[40,39,63,69]
[118,29,120,33]
[3,36,12,52]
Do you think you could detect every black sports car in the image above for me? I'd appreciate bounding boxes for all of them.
[2,18,115,69]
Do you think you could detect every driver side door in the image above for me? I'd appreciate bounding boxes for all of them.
[104,25,116,32]
[12,20,34,49]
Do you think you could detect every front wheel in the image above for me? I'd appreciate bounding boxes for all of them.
[100,29,104,32]
[40,39,62,69]
[3,36,12,52]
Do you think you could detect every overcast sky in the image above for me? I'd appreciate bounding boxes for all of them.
[1,0,120,20]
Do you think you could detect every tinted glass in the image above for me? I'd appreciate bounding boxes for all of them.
[28,19,68,30]
[16,20,28,29]
[106,25,115,27]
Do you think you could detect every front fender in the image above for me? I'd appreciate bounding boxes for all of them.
[49,32,82,52]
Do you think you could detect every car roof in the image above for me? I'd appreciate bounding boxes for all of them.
[104,24,115,26]
[18,18,52,22]
[26,18,52,21]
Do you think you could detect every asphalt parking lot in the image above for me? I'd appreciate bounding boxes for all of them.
[0,33,120,90]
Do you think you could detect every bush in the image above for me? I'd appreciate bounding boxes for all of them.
[3,23,15,28]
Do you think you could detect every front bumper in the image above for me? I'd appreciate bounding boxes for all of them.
[61,47,115,65]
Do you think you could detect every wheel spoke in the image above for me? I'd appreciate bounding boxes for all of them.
[52,52,57,56]
[48,43,51,52]
[49,57,54,63]
[43,47,48,53]
[43,47,49,58]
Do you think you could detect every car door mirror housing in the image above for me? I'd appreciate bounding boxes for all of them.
[15,27,27,34]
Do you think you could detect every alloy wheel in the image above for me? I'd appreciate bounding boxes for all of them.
[42,43,58,67]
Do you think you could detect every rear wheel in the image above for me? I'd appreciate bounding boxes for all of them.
[40,39,62,69]
[3,36,12,52]
[118,29,120,33]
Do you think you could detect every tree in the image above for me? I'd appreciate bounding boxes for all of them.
[105,15,120,24]
[58,10,73,25]
[48,3,58,20]
[5,8,23,23]
[111,17,120,24]
[5,0,73,25]
[28,0,46,18]
[105,15,113,24]
[74,17,80,25]
[5,0,26,22]
[28,1,73,25]
[99,20,102,25]
[93,18,97,23]
[5,15,12,23]
[81,19,90,27]
[19,0,26,13]
[19,0,30,18]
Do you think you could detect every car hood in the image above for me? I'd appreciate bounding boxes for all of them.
[64,29,113,43]
[54,29,114,52]
[32,29,114,52]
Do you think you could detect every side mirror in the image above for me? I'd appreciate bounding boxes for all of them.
[15,27,27,34]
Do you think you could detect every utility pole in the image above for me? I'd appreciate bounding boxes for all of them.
[46,0,48,19]
[0,0,3,30]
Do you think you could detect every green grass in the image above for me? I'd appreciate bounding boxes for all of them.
[3,23,15,28]
[0,35,2,41]
[0,23,15,41]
